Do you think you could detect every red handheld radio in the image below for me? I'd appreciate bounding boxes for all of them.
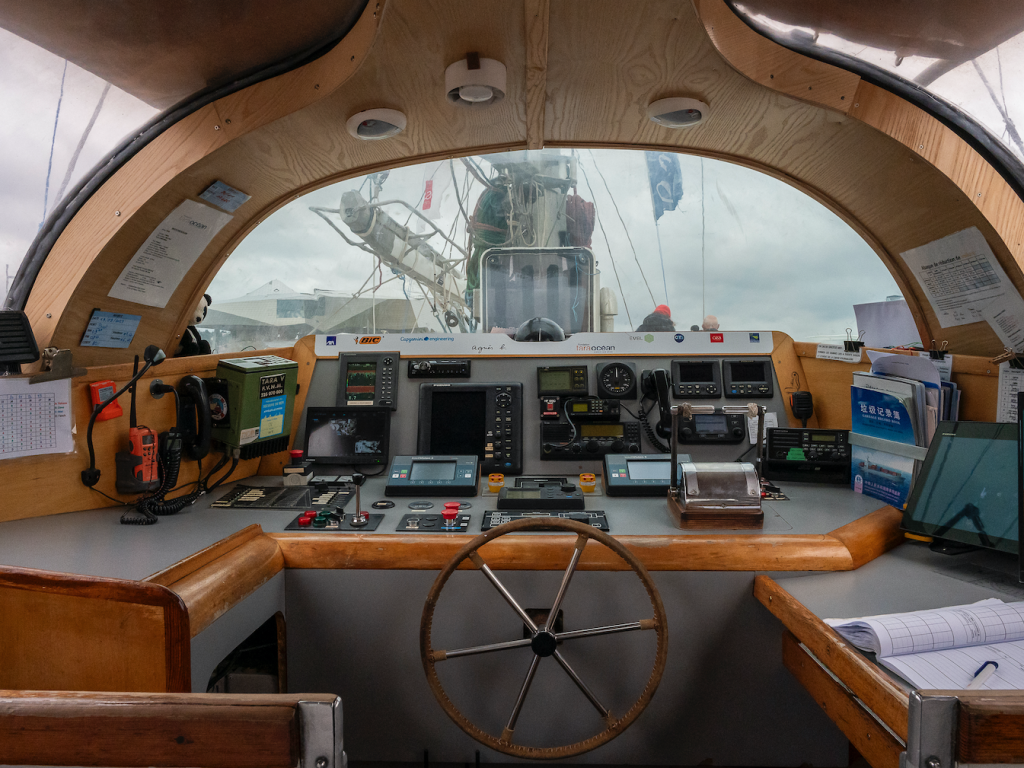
[115,356,161,493]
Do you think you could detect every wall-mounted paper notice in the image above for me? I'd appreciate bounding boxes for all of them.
[997,362,1024,423]
[900,227,1014,328]
[815,343,862,363]
[108,200,232,308]
[0,377,73,459]
[981,292,1024,353]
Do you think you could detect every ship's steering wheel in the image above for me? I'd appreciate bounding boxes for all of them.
[420,517,668,759]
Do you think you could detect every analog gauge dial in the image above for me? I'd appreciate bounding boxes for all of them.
[598,362,636,399]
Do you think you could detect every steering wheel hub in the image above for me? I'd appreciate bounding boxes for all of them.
[530,630,558,657]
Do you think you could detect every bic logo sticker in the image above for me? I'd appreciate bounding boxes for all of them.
[749,333,760,342]
[357,336,382,344]
[710,333,724,343]
[325,336,337,346]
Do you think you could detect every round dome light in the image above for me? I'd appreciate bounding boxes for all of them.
[346,108,407,140]
[445,54,506,107]
[647,97,710,128]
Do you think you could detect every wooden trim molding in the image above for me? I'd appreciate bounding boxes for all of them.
[0,565,191,693]
[922,690,1024,764]
[754,574,910,740]
[0,690,336,768]
[273,505,903,571]
[782,632,903,768]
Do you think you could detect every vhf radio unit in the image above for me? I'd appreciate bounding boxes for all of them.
[677,408,746,443]
[541,422,642,459]
[764,428,851,484]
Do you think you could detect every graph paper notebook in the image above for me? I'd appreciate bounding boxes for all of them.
[825,599,1024,690]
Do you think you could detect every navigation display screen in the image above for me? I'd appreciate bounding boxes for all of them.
[676,363,715,383]
[410,461,457,481]
[428,390,486,459]
[730,362,766,382]
[903,421,1018,553]
[695,414,727,434]
[345,362,377,403]
[304,407,390,465]
[627,461,683,480]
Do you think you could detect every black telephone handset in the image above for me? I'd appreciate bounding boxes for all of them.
[178,375,211,460]
[641,368,673,438]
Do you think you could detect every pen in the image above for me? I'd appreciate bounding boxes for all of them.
[966,661,998,690]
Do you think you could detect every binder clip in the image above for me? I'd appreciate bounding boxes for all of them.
[928,340,948,360]
[843,328,865,353]
[991,347,1024,371]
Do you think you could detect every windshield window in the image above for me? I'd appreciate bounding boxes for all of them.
[0,28,159,303]
[205,149,904,351]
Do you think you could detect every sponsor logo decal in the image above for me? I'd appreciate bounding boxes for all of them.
[749,333,760,342]
[357,336,382,344]
[325,336,337,346]
[400,336,455,342]
[576,344,616,352]
[674,333,685,343]
[710,333,724,343]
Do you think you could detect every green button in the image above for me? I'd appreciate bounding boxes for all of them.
[786,448,806,461]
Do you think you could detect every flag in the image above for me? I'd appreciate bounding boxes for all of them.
[645,151,683,221]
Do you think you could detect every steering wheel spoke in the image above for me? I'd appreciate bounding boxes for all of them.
[421,517,668,759]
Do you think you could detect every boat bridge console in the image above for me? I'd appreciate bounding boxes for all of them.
[3,1,1024,767]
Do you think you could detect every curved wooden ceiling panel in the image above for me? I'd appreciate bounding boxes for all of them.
[23,0,1024,365]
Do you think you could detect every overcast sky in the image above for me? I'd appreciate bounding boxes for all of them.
[210,148,903,341]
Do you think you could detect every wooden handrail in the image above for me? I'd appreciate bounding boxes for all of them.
[0,691,339,768]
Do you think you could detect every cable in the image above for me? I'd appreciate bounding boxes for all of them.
[450,160,471,224]
[577,156,633,327]
[40,59,68,224]
[588,149,656,305]
[357,464,387,477]
[734,442,757,462]
[637,397,671,453]
[700,157,706,320]
[90,487,130,506]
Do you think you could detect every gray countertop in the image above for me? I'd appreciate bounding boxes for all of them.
[0,476,885,581]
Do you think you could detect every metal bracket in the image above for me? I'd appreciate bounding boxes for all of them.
[28,348,86,383]
[904,692,958,768]
[298,697,345,768]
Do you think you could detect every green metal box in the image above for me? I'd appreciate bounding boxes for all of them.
[209,355,298,455]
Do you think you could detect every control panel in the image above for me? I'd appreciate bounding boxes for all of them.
[604,453,690,496]
[541,421,642,459]
[723,359,773,398]
[416,383,523,474]
[408,359,471,378]
[537,365,588,396]
[677,410,746,443]
[384,455,479,496]
[497,482,585,510]
[672,360,721,399]
[764,428,851,484]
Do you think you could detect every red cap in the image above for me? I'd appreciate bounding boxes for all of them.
[290,449,304,459]
[654,304,671,317]
[443,501,460,521]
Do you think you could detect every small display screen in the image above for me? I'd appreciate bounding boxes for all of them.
[676,363,715,383]
[695,414,728,434]
[581,424,623,438]
[627,461,683,480]
[305,407,390,465]
[538,369,573,392]
[428,390,486,459]
[812,434,837,443]
[345,362,377,403]
[410,461,457,481]
[572,402,589,412]
[729,362,766,382]
[504,489,542,499]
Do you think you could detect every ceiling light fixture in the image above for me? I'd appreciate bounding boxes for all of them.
[445,52,506,107]
[647,97,710,128]
[346,108,407,140]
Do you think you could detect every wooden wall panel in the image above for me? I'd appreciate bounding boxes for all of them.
[0,566,190,693]
[0,348,289,524]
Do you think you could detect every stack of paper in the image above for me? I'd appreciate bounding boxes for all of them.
[849,352,958,507]
[827,599,1024,690]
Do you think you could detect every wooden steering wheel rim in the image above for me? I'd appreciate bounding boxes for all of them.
[420,517,669,760]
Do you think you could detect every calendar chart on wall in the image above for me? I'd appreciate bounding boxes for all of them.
[0,377,74,459]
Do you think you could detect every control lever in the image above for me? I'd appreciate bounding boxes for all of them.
[350,472,368,527]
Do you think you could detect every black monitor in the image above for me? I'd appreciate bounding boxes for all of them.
[903,420,1018,554]
[303,406,391,467]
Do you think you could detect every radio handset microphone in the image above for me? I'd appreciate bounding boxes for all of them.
[642,368,673,438]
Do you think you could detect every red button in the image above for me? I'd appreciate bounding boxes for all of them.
[302,510,316,519]
[290,449,304,459]
[298,517,312,527]
[443,502,460,521]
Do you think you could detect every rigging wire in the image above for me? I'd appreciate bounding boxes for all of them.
[40,59,68,225]
[654,220,669,304]
[700,157,706,320]
[971,59,1024,156]
[576,154,633,327]
[55,82,110,206]
[587,149,657,305]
